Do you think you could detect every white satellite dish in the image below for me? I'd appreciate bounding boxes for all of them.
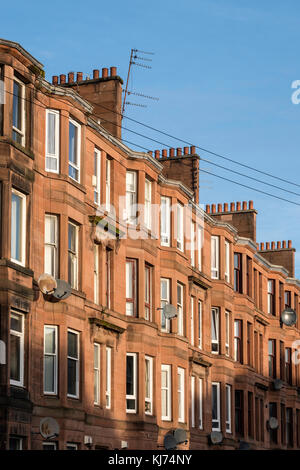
[268,417,279,430]
[163,304,177,320]
[40,417,60,439]
[38,274,57,295]
[209,431,223,445]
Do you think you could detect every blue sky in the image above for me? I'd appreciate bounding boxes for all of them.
[3,0,300,275]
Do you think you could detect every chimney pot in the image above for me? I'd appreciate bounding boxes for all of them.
[93,69,100,79]
[206,204,210,214]
[52,75,58,85]
[277,241,281,249]
[155,150,160,160]
[282,240,286,248]
[190,145,196,154]
[249,200,254,209]
[224,203,228,212]
[288,240,292,248]
[236,201,241,211]
[242,201,247,210]
[177,148,182,156]
[68,72,74,83]
[271,241,275,250]
[148,151,153,157]
[256,243,259,250]
[217,203,222,212]
[102,68,108,78]
[169,148,175,157]
[60,74,66,84]
[77,72,83,82]
[230,202,235,211]
[266,242,270,250]
[162,149,167,157]
[260,242,264,250]
[211,204,216,214]
[110,66,117,77]
[184,146,189,155]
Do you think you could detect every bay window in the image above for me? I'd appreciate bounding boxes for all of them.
[44,326,58,395]
[126,171,137,224]
[225,240,230,282]
[212,382,221,431]
[145,179,152,229]
[177,367,185,423]
[10,311,24,387]
[11,189,26,266]
[93,149,101,205]
[45,109,60,172]
[67,329,79,398]
[160,196,171,246]
[45,214,58,278]
[234,319,243,363]
[211,236,219,279]
[211,307,219,354]
[126,259,137,316]
[161,364,171,421]
[145,265,152,321]
[12,77,25,145]
[177,283,184,336]
[106,158,111,210]
[94,343,100,405]
[126,353,137,413]
[145,356,153,415]
[106,347,111,409]
[161,278,171,332]
[68,118,81,182]
[176,203,184,251]
[68,221,79,289]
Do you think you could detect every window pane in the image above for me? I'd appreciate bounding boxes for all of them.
[47,112,56,155]
[67,359,77,395]
[11,193,21,261]
[44,355,55,391]
[11,313,22,332]
[126,356,134,395]
[126,262,133,298]
[68,332,78,358]
[212,385,218,420]
[10,334,20,381]
[68,224,76,251]
[13,81,21,129]
[69,122,78,165]
[45,328,55,354]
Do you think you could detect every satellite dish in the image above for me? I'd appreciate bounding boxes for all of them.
[209,431,223,445]
[38,274,57,295]
[52,279,72,300]
[163,433,177,450]
[273,379,283,391]
[281,308,297,327]
[268,417,279,430]
[163,304,177,320]
[238,440,250,450]
[174,428,188,445]
[40,417,60,439]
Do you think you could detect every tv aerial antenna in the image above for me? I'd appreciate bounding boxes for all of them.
[122,48,159,116]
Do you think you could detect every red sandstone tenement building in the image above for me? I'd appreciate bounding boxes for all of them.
[0,38,300,450]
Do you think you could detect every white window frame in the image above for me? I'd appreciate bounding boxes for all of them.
[197,226,202,271]
[191,375,195,428]
[9,437,23,450]
[126,352,137,414]
[211,235,219,279]
[44,325,58,395]
[93,148,101,205]
[11,188,26,266]
[126,259,136,316]
[176,203,184,251]
[94,244,99,304]
[12,77,25,146]
[10,310,24,387]
[198,301,202,349]
[106,158,111,210]
[212,382,221,431]
[67,329,80,399]
[66,443,78,450]
[145,355,153,415]
[191,222,195,267]
[199,378,203,430]
[225,384,232,433]
[126,170,137,224]
[45,109,60,173]
[94,343,100,405]
[267,279,274,315]
[211,307,220,354]
[225,240,230,283]
[106,346,111,409]
[144,179,152,230]
[144,264,152,321]
[43,442,57,450]
[190,296,194,346]
[160,196,171,246]
[177,283,184,336]
[161,278,171,333]
[225,310,230,357]
[68,118,81,183]
[44,214,58,278]
[161,364,171,421]
[68,221,79,290]
[178,367,185,423]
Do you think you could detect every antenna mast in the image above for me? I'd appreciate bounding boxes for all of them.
[122,48,157,116]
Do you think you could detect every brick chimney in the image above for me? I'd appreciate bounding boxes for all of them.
[54,67,123,139]
[205,200,257,242]
[157,146,200,203]
[258,240,295,277]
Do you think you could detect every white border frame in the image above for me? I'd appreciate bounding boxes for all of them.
[45,109,60,173]
[68,118,81,183]
[11,188,26,267]
[10,310,24,387]
[67,328,80,399]
[44,325,58,395]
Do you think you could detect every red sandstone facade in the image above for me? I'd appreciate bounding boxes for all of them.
[0,39,300,450]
